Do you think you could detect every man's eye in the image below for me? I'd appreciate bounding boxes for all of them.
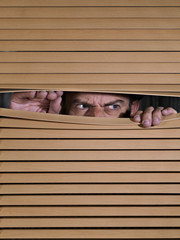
[76,104,88,110]
[108,104,120,110]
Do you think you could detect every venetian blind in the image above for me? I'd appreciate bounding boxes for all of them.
[0,0,180,239]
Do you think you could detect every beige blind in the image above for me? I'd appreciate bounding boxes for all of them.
[0,0,180,239]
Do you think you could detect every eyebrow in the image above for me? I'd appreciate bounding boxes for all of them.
[104,100,124,106]
[72,99,124,107]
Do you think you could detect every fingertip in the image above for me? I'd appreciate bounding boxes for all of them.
[152,117,160,126]
[162,108,177,115]
[56,91,63,96]
[142,120,151,128]
[47,91,57,100]
[133,115,141,122]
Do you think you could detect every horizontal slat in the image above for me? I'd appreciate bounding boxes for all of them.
[2,29,180,40]
[1,117,180,130]
[0,118,136,130]
[2,128,180,139]
[1,109,179,127]
[1,86,180,95]
[2,63,180,74]
[1,151,180,161]
[1,172,180,183]
[2,87,179,97]
[1,206,180,216]
[1,41,180,51]
[1,195,180,205]
[1,74,180,84]
[1,217,180,228]
[1,52,180,63]
[0,108,149,126]
[2,18,180,29]
[1,229,180,239]
[1,7,180,18]
[1,0,180,7]
[1,139,180,150]
[1,184,180,194]
[1,162,180,172]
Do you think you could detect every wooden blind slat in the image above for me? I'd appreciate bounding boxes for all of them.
[1,151,179,161]
[1,229,180,239]
[1,173,180,183]
[1,206,180,216]
[1,7,180,18]
[2,63,180,74]
[1,52,180,63]
[1,195,180,205]
[1,40,180,51]
[1,0,180,7]
[1,74,180,84]
[1,217,180,228]
[1,139,180,150]
[1,128,180,138]
[1,117,180,129]
[1,108,179,127]
[2,18,180,29]
[1,184,180,194]
[1,162,180,172]
[2,29,180,40]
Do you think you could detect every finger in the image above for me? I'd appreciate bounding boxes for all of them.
[48,96,62,114]
[132,110,143,123]
[36,91,48,99]
[152,106,164,126]
[56,91,63,97]
[162,107,177,116]
[141,106,154,128]
[12,91,36,99]
[47,91,58,100]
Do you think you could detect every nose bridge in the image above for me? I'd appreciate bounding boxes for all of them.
[87,106,105,117]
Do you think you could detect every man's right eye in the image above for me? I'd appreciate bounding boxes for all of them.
[76,104,89,110]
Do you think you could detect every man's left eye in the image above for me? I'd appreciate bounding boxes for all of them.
[108,105,120,110]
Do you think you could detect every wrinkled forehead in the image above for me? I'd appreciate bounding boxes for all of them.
[66,92,130,105]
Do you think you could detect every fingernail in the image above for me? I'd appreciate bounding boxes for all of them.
[134,115,140,121]
[142,120,150,127]
[153,117,160,125]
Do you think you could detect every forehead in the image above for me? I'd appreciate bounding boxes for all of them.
[67,92,130,104]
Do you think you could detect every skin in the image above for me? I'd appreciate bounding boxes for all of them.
[64,92,139,118]
[10,91,63,114]
[10,91,177,128]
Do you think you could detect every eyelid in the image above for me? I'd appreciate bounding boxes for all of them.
[106,104,120,110]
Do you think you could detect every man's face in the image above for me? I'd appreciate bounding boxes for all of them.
[65,92,137,118]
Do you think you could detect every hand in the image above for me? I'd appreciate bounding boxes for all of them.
[132,106,177,128]
[10,91,63,114]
